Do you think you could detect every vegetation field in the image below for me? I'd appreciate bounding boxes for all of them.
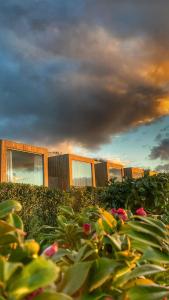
[0,173,169,299]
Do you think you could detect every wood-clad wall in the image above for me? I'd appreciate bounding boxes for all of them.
[144,170,158,176]
[0,139,48,186]
[124,167,144,179]
[95,162,108,187]
[48,154,96,190]
[95,161,124,187]
[48,154,70,190]
[107,161,124,182]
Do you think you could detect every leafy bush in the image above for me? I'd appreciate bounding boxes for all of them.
[0,199,70,300]
[46,206,169,299]
[0,173,169,239]
[39,206,99,250]
[1,199,169,299]
[101,173,169,213]
[0,183,103,239]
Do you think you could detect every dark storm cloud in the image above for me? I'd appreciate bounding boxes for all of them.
[0,0,169,148]
[150,138,169,160]
[155,133,162,142]
[156,163,169,173]
[155,129,169,142]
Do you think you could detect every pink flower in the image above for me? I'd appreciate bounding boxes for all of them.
[111,208,128,221]
[136,207,147,216]
[116,208,125,215]
[83,223,91,235]
[117,208,128,221]
[25,288,44,300]
[42,243,58,257]
[111,208,117,215]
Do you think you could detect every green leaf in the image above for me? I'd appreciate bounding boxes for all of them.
[75,244,96,263]
[127,285,169,300]
[34,292,72,300]
[81,292,110,300]
[89,258,120,292]
[133,216,166,232]
[52,249,70,263]
[8,214,24,231]
[0,233,19,245]
[121,225,162,249]
[0,220,16,236]
[115,264,165,287]
[0,256,22,282]
[59,206,74,217]
[107,234,122,251]
[8,257,60,299]
[61,261,93,295]
[0,200,22,219]
[127,221,166,239]
[142,247,169,264]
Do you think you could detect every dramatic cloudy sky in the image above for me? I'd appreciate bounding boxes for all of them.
[0,0,169,170]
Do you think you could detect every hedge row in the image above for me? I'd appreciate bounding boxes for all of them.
[0,173,168,238]
[0,183,103,238]
[102,173,169,214]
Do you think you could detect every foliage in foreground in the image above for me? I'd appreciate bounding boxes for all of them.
[1,198,169,299]
[0,200,71,300]
[36,205,169,299]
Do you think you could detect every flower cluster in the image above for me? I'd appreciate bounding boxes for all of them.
[111,207,147,220]
[111,208,128,220]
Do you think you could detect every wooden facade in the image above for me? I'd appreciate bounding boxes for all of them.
[48,153,96,190]
[95,161,124,187]
[0,140,48,186]
[144,170,158,176]
[124,167,144,179]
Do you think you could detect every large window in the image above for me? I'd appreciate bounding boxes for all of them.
[133,170,143,179]
[7,150,44,186]
[109,168,122,182]
[72,160,92,187]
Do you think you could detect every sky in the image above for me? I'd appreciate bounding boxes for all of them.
[0,0,169,171]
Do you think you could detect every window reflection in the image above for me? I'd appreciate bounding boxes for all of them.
[133,171,143,179]
[7,150,44,186]
[109,168,122,182]
[72,160,92,187]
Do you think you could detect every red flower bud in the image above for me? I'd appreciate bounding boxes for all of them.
[83,223,91,235]
[42,243,58,257]
[117,208,126,215]
[25,288,44,300]
[136,207,147,216]
[117,208,128,220]
[111,208,117,215]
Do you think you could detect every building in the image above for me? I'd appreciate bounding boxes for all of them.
[144,170,158,176]
[0,140,48,186]
[48,153,96,190]
[124,167,144,179]
[95,161,124,186]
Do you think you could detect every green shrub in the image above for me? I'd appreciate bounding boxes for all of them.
[49,206,169,299]
[0,173,168,238]
[101,173,169,213]
[0,199,67,300]
[0,183,103,239]
[1,197,169,299]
